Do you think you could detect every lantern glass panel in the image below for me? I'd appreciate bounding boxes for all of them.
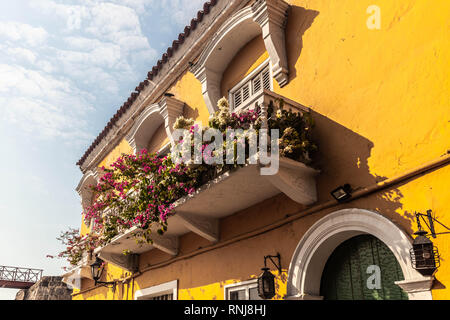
[410,233,439,276]
[258,268,275,299]
[90,258,104,281]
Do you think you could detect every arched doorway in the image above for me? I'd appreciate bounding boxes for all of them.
[286,209,434,300]
[320,234,408,300]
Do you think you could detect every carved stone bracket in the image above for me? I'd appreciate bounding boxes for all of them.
[175,212,219,243]
[191,0,290,114]
[262,157,319,205]
[395,277,434,300]
[159,96,185,144]
[97,251,139,273]
[194,67,222,115]
[151,234,179,256]
[62,266,93,290]
[252,0,290,87]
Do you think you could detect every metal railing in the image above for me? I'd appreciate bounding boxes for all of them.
[0,266,43,283]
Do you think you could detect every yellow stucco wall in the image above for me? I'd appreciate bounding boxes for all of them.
[168,70,211,126]
[280,0,449,177]
[74,0,450,300]
[98,138,134,169]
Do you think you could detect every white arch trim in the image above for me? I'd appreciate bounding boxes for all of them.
[125,96,184,153]
[286,208,434,300]
[76,170,98,210]
[191,0,290,114]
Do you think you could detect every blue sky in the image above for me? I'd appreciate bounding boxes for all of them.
[0,0,205,300]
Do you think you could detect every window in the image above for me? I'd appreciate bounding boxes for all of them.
[229,60,272,111]
[149,293,173,300]
[224,280,263,300]
[135,280,178,300]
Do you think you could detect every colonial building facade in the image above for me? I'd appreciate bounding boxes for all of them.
[63,0,450,300]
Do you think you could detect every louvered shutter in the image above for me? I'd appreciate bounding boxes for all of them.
[231,64,271,110]
[262,68,271,90]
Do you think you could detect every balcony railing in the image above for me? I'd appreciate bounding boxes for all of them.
[93,89,320,271]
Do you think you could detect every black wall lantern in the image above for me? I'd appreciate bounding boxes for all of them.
[410,210,443,276]
[410,230,440,276]
[257,253,281,300]
[331,184,352,202]
[90,257,115,287]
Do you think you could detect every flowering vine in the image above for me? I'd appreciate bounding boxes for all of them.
[52,97,316,267]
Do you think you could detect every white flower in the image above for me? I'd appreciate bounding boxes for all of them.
[217,97,229,109]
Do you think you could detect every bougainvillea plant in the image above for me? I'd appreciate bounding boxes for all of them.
[51,97,316,267]
[86,150,200,242]
[47,227,101,267]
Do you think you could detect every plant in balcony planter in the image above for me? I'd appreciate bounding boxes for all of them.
[54,97,317,266]
[54,149,201,259]
[47,227,100,267]
[266,98,317,164]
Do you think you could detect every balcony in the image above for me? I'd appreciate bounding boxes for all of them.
[94,90,320,271]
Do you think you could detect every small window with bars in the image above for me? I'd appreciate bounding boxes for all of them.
[231,64,271,110]
[135,280,178,300]
[150,293,173,300]
[225,280,263,300]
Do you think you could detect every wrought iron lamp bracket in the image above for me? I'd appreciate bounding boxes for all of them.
[415,210,450,239]
[263,253,281,273]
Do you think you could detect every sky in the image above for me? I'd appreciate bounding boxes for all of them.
[0,0,206,300]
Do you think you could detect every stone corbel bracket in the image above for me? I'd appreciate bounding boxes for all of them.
[193,67,222,115]
[262,157,319,205]
[125,97,184,153]
[395,276,435,300]
[151,233,179,256]
[97,252,140,273]
[191,0,290,115]
[252,0,290,87]
[61,253,95,290]
[62,266,93,290]
[159,96,185,145]
[172,212,219,243]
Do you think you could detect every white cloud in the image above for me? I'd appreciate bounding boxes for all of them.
[0,64,92,107]
[0,21,48,47]
[106,0,207,26]
[30,0,157,91]
[31,0,89,32]
[35,60,56,74]
[143,0,207,25]
[4,97,89,140]
[7,47,37,64]
[0,0,205,144]
[0,64,93,142]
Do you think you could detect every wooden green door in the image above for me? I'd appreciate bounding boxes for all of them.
[320,234,408,300]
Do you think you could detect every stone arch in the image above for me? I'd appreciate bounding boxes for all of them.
[286,208,434,300]
[125,96,184,153]
[191,0,290,114]
[76,170,98,212]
